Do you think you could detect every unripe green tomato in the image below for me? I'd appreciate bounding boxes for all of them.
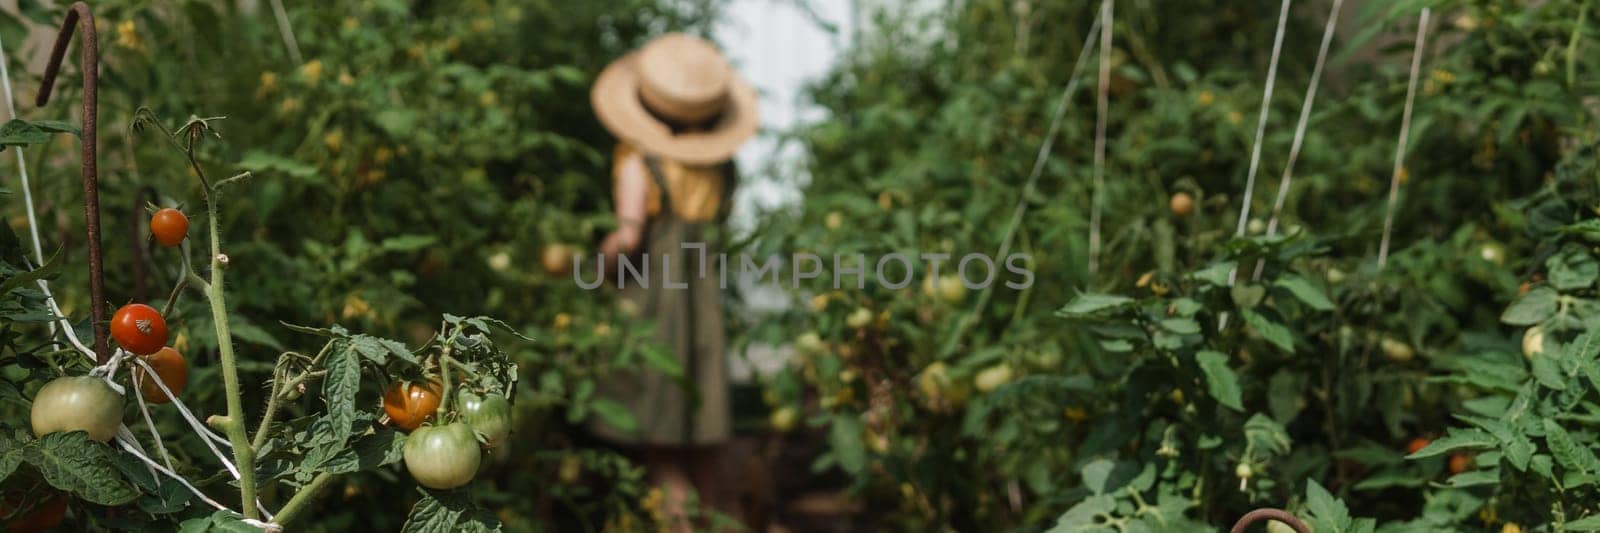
[457,390,513,448]
[403,423,481,490]
[769,406,798,433]
[1235,462,1253,479]
[31,376,124,442]
[1380,337,1414,363]
[1522,326,1545,360]
[973,363,1014,393]
[1267,520,1301,533]
[845,307,873,329]
[1325,268,1346,284]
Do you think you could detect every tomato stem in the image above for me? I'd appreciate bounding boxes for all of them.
[186,141,258,521]
[270,471,336,527]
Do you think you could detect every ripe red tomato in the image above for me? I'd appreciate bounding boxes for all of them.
[1449,452,1473,474]
[110,304,168,356]
[403,422,481,489]
[30,376,124,442]
[1,492,66,533]
[133,347,188,404]
[149,208,189,247]
[383,380,442,431]
[1406,437,1431,454]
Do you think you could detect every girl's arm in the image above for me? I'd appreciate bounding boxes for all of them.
[600,150,648,259]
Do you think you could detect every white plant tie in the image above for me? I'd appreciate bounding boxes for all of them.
[129,357,241,476]
[1253,0,1346,281]
[1087,0,1113,280]
[1377,7,1433,269]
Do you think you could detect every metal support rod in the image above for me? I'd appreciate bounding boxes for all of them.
[37,2,105,363]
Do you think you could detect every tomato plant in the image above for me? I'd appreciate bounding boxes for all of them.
[109,303,168,356]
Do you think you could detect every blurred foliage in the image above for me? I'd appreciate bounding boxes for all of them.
[742,0,1600,530]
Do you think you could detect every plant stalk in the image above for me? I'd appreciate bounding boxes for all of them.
[271,471,336,527]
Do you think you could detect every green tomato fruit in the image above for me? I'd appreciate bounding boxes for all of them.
[31,376,124,442]
[457,390,513,448]
[403,423,482,489]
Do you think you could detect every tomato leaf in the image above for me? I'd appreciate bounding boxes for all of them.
[1502,286,1558,326]
[588,398,638,435]
[1240,310,1295,353]
[401,488,503,533]
[1548,244,1599,291]
[0,428,24,479]
[1056,293,1135,319]
[321,345,362,443]
[1543,419,1600,476]
[26,432,140,506]
[1047,494,1116,532]
[827,414,867,475]
[1407,428,1496,459]
[1274,275,1335,311]
[1196,351,1244,411]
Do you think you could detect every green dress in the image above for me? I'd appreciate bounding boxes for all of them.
[594,155,731,446]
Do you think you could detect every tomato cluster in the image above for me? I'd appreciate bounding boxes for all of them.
[385,380,514,490]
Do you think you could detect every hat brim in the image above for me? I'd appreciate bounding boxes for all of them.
[591,52,759,167]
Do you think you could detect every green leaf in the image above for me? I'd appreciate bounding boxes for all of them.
[1548,244,1599,291]
[1188,261,1236,286]
[26,432,140,505]
[1566,514,1600,531]
[321,429,406,474]
[321,346,361,443]
[1230,283,1266,309]
[349,334,419,365]
[1056,293,1135,318]
[588,399,637,434]
[1159,318,1200,335]
[1196,351,1244,411]
[380,235,439,253]
[1502,286,1558,326]
[1544,419,1600,475]
[1048,494,1116,532]
[827,415,867,475]
[0,249,60,297]
[1080,459,1116,494]
[1407,428,1496,459]
[0,429,25,479]
[1274,275,1335,311]
[1240,310,1295,353]
[0,119,74,149]
[1305,479,1351,532]
[237,150,319,180]
[401,488,504,532]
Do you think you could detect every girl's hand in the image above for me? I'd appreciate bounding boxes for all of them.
[600,224,642,260]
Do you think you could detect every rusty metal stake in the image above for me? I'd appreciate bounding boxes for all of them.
[1230,508,1311,533]
[37,2,105,364]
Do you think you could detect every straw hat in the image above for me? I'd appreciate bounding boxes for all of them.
[591,33,759,166]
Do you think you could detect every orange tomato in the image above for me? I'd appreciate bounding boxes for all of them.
[149,208,189,247]
[383,380,442,431]
[1406,437,1431,455]
[1169,192,1194,217]
[133,347,189,404]
[1449,452,1473,474]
